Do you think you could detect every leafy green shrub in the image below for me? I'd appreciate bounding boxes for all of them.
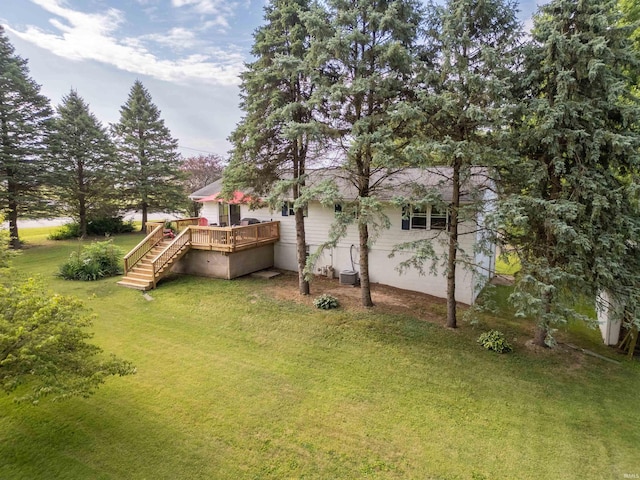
[48,222,81,240]
[49,217,134,240]
[477,330,513,353]
[87,216,134,235]
[58,241,124,281]
[314,294,339,310]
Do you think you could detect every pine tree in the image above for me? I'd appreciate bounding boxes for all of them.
[48,90,117,238]
[0,26,52,249]
[502,0,640,346]
[226,0,318,295]
[405,0,522,328]
[111,80,184,229]
[307,0,424,307]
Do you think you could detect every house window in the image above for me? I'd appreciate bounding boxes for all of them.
[282,201,307,217]
[334,203,358,219]
[410,205,428,229]
[430,206,448,230]
[401,204,449,230]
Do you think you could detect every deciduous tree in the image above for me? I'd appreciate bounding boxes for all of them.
[0,275,135,404]
[181,154,224,217]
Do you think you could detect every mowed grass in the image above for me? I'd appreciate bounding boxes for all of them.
[1,228,639,479]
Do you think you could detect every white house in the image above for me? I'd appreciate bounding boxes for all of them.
[191,168,497,305]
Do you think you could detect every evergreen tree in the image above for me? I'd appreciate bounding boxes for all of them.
[48,90,117,238]
[400,0,522,328]
[0,26,52,249]
[502,0,640,346]
[111,80,184,229]
[307,0,424,306]
[226,0,319,295]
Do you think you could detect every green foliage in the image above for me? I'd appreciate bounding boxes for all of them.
[87,216,134,236]
[313,293,339,310]
[226,0,319,295]
[58,241,124,281]
[0,26,53,248]
[48,217,134,240]
[111,80,185,224]
[477,330,513,353]
[501,0,640,343]
[304,0,425,306]
[47,90,117,237]
[48,222,81,240]
[0,275,135,403]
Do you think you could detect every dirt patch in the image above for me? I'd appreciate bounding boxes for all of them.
[262,270,451,326]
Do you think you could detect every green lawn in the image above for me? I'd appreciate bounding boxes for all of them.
[1,228,639,479]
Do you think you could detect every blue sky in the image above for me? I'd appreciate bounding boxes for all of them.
[2,0,545,159]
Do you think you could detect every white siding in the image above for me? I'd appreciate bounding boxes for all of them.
[199,202,220,225]
[241,200,492,305]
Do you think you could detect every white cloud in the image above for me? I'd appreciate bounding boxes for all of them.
[143,27,199,50]
[171,0,237,29]
[7,0,244,86]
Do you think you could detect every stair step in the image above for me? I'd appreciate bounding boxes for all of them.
[117,279,152,290]
[127,271,153,280]
[120,276,152,285]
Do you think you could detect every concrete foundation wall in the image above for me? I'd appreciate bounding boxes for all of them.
[172,245,274,279]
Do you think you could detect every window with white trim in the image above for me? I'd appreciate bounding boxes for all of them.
[402,204,449,230]
[282,201,307,217]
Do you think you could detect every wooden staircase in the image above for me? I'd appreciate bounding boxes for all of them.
[118,238,190,290]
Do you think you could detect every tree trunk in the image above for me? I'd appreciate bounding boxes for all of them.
[295,207,310,295]
[446,160,461,328]
[141,203,148,232]
[533,323,548,347]
[533,290,553,347]
[78,162,87,238]
[79,194,87,239]
[7,177,21,249]
[359,222,373,307]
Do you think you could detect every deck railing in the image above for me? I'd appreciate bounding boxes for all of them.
[124,224,164,274]
[189,221,280,252]
[151,227,191,288]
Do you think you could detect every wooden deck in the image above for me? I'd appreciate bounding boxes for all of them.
[120,220,280,290]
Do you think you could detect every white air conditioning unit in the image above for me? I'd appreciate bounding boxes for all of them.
[339,270,358,286]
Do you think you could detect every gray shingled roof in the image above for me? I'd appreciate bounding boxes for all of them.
[189,167,492,203]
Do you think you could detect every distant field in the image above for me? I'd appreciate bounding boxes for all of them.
[1,227,638,479]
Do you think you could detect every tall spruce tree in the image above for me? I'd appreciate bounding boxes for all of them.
[226,0,318,295]
[111,80,184,229]
[0,26,52,249]
[48,90,116,238]
[400,0,521,328]
[501,0,640,346]
[307,0,424,307]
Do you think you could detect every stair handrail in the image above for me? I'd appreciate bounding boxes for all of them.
[124,224,164,274]
[151,227,192,288]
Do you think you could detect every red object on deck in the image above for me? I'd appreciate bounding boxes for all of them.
[198,217,208,226]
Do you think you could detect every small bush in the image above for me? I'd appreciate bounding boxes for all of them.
[48,222,81,240]
[87,216,134,235]
[477,330,513,354]
[48,217,134,240]
[314,294,339,310]
[58,240,124,281]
